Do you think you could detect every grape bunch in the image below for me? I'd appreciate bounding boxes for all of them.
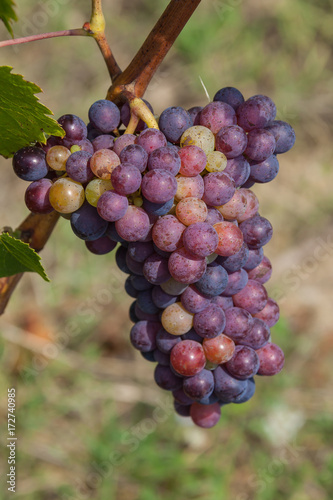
[12,87,295,428]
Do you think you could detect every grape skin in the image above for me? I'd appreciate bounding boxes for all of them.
[49,178,85,214]
[25,179,53,214]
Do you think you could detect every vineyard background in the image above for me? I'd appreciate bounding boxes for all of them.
[0,0,333,499]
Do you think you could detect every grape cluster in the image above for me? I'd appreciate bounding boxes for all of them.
[12,87,295,428]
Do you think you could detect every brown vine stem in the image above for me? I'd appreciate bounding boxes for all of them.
[0,29,89,48]
[107,0,202,104]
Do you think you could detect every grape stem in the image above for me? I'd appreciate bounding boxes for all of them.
[0,29,89,48]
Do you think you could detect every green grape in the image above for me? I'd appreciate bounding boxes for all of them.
[49,177,85,213]
[70,145,81,153]
[180,125,215,155]
[85,178,113,207]
[206,151,227,172]
[46,145,71,171]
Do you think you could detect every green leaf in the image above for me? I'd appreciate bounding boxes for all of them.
[0,0,17,38]
[0,66,64,158]
[0,233,50,282]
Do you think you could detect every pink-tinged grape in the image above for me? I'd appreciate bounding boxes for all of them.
[46,145,71,171]
[113,134,136,156]
[141,169,177,204]
[168,247,207,284]
[120,144,148,173]
[239,215,273,249]
[183,369,214,401]
[49,178,85,213]
[222,268,248,296]
[152,286,177,309]
[170,340,206,376]
[224,307,254,343]
[58,114,87,141]
[210,295,233,311]
[233,279,268,315]
[178,145,207,177]
[111,163,142,195]
[65,150,94,184]
[253,298,280,327]
[115,205,150,241]
[176,197,208,226]
[203,334,235,365]
[216,189,247,220]
[180,126,215,155]
[239,318,270,350]
[182,222,218,257]
[247,255,272,284]
[213,87,245,110]
[196,263,228,297]
[205,207,224,225]
[265,120,296,154]
[121,99,153,132]
[216,242,249,272]
[161,302,194,336]
[85,236,117,255]
[152,215,185,252]
[175,174,204,201]
[159,106,193,144]
[190,402,221,428]
[90,149,120,179]
[154,364,183,391]
[85,179,113,207]
[237,189,259,222]
[249,155,279,183]
[187,106,202,125]
[236,95,276,131]
[213,221,244,256]
[202,171,235,206]
[215,125,248,159]
[159,278,187,297]
[126,253,144,276]
[128,241,154,263]
[225,345,260,379]
[173,387,194,405]
[97,190,128,221]
[256,342,284,376]
[205,151,228,173]
[174,402,191,417]
[181,285,211,314]
[147,145,181,175]
[193,304,226,339]
[143,253,171,285]
[13,146,48,181]
[88,99,120,133]
[224,156,250,188]
[92,134,114,152]
[243,247,264,271]
[244,129,276,162]
[70,202,108,241]
[199,101,236,134]
[135,128,167,154]
[156,327,182,354]
[25,179,53,214]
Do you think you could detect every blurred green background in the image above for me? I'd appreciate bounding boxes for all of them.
[0,0,333,499]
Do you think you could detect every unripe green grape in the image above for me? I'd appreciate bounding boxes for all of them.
[206,151,227,172]
[180,126,215,155]
[49,177,85,213]
[85,178,113,207]
[46,145,71,171]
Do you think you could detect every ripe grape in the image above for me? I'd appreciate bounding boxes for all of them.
[247,255,272,284]
[257,343,285,376]
[213,221,244,256]
[215,125,248,159]
[213,87,245,110]
[170,340,206,377]
[253,298,280,327]
[182,222,219,257]
[58,114,87,141]
[224,155,250,187]
[176,197,208,226]
[265,120,296,154]
[175,174,204,201]
[156,328,182,354]
[168,247,207,284]
[195,263,228,297]
[180,285,211,314]
[115,205,150,242]
[113,134,136,156]
[92,134,114,152]
[178,145,207,176]
[25,179,53,214]
[141,169,177,204]
[135,128,167,154]
[202,171,235,206]
[120,144,148,173]
[66,150,94,184]
[225,345,260,380]
[159,106,193,144]
[88,99,120,133]
[236,95,276,131]
[193,304,226,339]
[200,101,236,134]
[239,215,273,249]
[143,253,171,285]
[111,163,142,196]
[203,334,235,365]
[249,155,279,183]
[190,402,221,428]
[154,364,182,391]
[152,215,185,252]
[245,129,276,162]
[13,147,48,181]
[183,369,214,401]
[70,202,108,241]
[233,279,268,315]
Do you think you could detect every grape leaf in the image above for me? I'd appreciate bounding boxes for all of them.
[0,0,17,38]
[0,233,50,281]
[0,66,64,158]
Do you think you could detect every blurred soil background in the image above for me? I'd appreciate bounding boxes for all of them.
[0,0,333,499]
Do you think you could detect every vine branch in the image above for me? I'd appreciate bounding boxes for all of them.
[0,29,89,48]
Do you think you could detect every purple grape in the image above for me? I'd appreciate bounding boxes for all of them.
[125,276,139,298]
[113,134,136,156]
[205,207,224,225]
[135,302,159,322]
[25,179,53,214]
[239,318,270,350]
[92,134,114,152]
[127,241,154,263]
[265,120,296,154]
[236,95,276,131]
[58,114,87,141]
[253,298,280,328]
[245,129,276,162]
[181,285,211,314]
[224,156,251,188]
[152,286,177,309]
[135,128,167,154]
[195,263,229,297]
[154,364,183,391]
[233,280,268,315]
[173,387,194,405]
[141,169,177,204]
[190,402,221,428]
[130,320,160,352]
[215,125,248,158]
[143,197,174,217]
[73,139,94,155]
[249,155,279,183]
[213,365,248,403]
[213,87,245,110]
[156,328,182,354]
[226,345,260,380]
[143,253,171,285]
[200,101,236,134]
[174,402,191,417]
[193,304,226,339]
[182,222,219,258]
[115,246,131,273]
[70,202,108,241]
[181,329,203,342]
[111,163,142,196]
[13,147,48,181]
[247,255,272,284]
[119,144,148,173]
[115,206,150,242]
[239,215,273,249]
[85,236,116,255]
[159,106,193,144]
[148,146,181,176]
[130,275,153,291]
[126,253,144,275]
[65,151,94,184]
[141,351,156,362]
[257,342,284,376]
[105,222,128,245]
[168,247,207,284]
[216,242,249,272]
[88,99,120,133]
[243,247,264,271]
[152,215,185,253]
[137,289,160,315]
[120,99,153,132]
[210,295,233,311]
[222,268,248,296]
[234,377,255,404]
[183,369,214,401]
[154,349,170,366]
[202,172,235,206]
[223,307,254,343]
[187,106,202,125]
[97,190,128,222]
[198,393,219,406]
